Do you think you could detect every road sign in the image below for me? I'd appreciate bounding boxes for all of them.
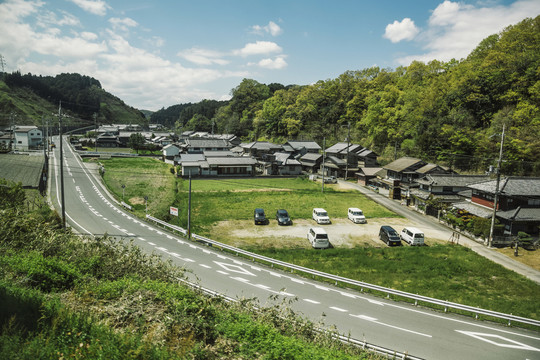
[170,206,178,216]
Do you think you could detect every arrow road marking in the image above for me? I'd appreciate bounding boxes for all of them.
[456,331,540,351]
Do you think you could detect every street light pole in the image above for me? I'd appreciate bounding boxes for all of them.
[345,121,350,180]
[488,123,505,248]
[58,102,66,230]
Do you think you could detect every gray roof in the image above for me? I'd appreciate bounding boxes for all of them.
[179,154,205,162]
[416,163,444,174]
[384,157,425,172]
[203,150,235,157]
[357,149,377,158]
[497,207,540,221]
[357,167,383,176]
[468,177,540,196]
[300,153,322,161]
[240,141,282,150]
[206,157,257,166]
[14,126,39,133]
[286,141,321,151]
[452,202,493,218]
[416,174,491,187]
[186,139,229,148]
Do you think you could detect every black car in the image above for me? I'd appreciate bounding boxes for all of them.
[275,209,292,225]
[254,208,267,225]
[379,226,401,246]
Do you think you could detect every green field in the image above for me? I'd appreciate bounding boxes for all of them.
[184,177,397,231]
[249,245,539,320]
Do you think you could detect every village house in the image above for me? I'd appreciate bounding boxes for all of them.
[299,153,323,173]
[264,152,303,176]
[240,141,283,160]
[13,126,42,150]
[462,177,540,237]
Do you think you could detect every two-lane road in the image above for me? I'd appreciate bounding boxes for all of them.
[48,136,540,359]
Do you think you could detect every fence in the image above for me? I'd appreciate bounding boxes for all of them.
[146,214,540,329]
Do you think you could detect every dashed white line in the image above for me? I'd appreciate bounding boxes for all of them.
[304,299,321,304]
[330,306,348,312]
[199,264,211,269]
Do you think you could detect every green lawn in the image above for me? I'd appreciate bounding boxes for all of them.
[249,245,540,321]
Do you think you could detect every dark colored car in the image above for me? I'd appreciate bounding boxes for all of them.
[254,208,267,225]
[275,209,292,225]
[379,226,401,246]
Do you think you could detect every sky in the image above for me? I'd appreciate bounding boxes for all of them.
[1,0,539,111]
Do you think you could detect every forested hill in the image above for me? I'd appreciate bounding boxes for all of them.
[160,16,539,176]
[0,72,146,127]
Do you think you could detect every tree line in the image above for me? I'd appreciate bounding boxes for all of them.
[153,16,540,176]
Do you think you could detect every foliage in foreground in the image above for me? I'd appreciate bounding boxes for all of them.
[0,182,375,359]
[248,245,540,320]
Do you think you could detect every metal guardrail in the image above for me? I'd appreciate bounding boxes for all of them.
[146,214,540,329]
[178,278,424,360]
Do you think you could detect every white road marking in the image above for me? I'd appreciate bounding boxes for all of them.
[290,278,305,284]
[350,314,432,338]
[330,306,348,312]
[456,331,540,351]
[199,264,211,269]
[148,242,156,246]
[368,299,385,306]
[304,299,321,304]
[315,285,330,291]
[340,292,357,298]
[216,270,229,275]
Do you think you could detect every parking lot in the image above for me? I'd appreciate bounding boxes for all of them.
[209,216,451,249]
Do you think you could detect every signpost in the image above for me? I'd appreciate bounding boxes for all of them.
[170,206,179,217]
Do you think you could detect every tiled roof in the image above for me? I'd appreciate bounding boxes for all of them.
[468,177,540,196]
[416,174,490,187]
[497,207,540,221]
[286,141,321,150]
[383,157,424,172]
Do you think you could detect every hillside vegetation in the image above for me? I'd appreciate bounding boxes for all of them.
[0,181,375,359]
[154,16,540,175]
[0,72,147,128]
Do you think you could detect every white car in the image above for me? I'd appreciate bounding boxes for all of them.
[347,207,366,224]
[400,227,425,246]
[312,208,330,224]
[308,227,330,249]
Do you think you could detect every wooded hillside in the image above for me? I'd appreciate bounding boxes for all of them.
[162,16,539,175]
[0,73,147,128]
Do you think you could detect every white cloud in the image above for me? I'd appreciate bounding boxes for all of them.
[178,47,229,66]
[109,17,138,34]
[234,41,282,57]
[256,56,287,70]
[68,0,109,16]
[383,18,419,43]
[252,21,283,36]
[396,0,540,65]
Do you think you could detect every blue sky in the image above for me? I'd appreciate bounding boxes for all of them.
[1,0,539,111]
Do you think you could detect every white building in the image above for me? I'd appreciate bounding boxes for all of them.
[14,126,42,150]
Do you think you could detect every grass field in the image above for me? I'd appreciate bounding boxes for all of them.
[92,157,177,219]
[248,245,539,320]
[182,177,398,232]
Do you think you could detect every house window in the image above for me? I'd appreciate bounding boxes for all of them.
[528,199,540,206]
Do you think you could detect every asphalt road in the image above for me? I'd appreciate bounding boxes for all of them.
[48,137,540,359]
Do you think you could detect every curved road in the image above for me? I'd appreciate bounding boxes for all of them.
[48,136,540,359]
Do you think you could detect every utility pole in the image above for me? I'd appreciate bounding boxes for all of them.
[345,121,350,180]
[93,112,98,151]
[488,123,505,248]
[59,102,66,230]
[321,137,326,193]
[187,173,192,239]
[9,112,14,151]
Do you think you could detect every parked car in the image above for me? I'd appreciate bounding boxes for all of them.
[400,227,425,246]
[347,207,366,224]
[275,209,292,225]
[323,176,337,184]
[312,208,330,224]
[379,226,401,246]
[254,208,267,225]
[307,227,330,249]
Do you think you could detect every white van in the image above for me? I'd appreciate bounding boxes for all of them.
[312,208,330,224]
[308,227,330,249]
[347,207,366,223]
[400,227,425,246]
